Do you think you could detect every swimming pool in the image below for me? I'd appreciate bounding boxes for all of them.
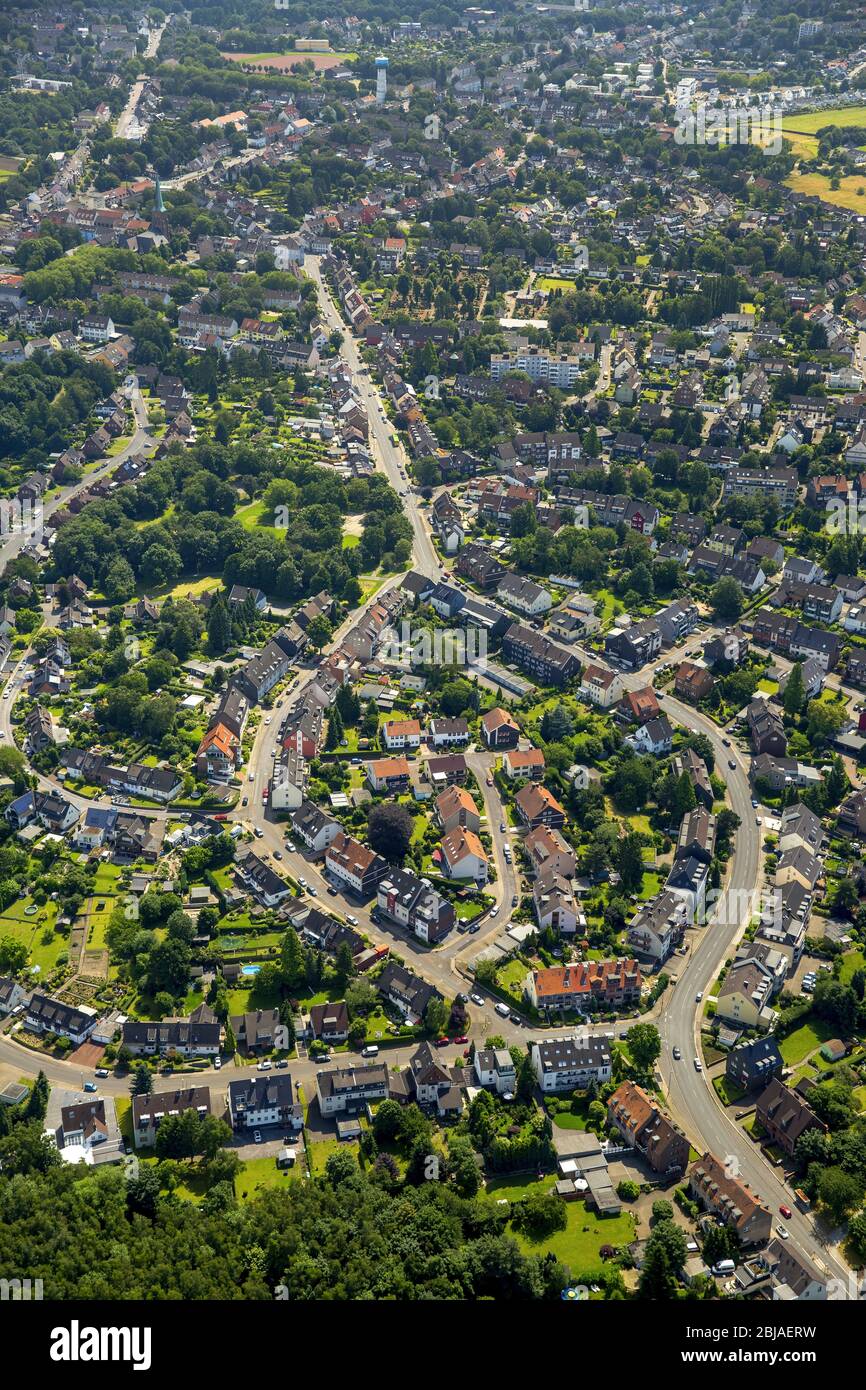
[241,964,261,977]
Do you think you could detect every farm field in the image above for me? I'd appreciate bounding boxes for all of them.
[785,170,866,212]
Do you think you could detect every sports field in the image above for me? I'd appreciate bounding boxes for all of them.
[220,51,356,71]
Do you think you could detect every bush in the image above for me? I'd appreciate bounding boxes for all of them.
[617,1179,640,1201]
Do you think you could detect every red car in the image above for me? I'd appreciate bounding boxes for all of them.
[779,1204,792,1219]
[435,1036,449,1047]
[454,1035,468,1045]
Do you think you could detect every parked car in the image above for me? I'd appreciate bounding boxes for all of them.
[454,1035,468,1045]
[214,1058,222,1070]
[257,1060,272,1072]
[511,894,519,907]
[276,1059,288,1069]
[94,1068,109,1078]
[693,1057,702,1071]
[435,1036,449,1047]
[361,1044,379,1058]
[253,1130,262,1144]
[83,1081,97,1092]
[469,923,480,934]
[470,993,485,1007]
[695,991,703,1002]
[242,797,248,806]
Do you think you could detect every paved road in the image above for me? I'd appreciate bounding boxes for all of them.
[306,256,441,580]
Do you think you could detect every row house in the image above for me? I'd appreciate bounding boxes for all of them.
[121,1015,221,1059]
[501,623,581,687]
[133,1087,211,1149]
[525,960,642,1013]
[325,833,389,897]
[688,1152,773,1246]
[604,617,662,671]
[607,1081,690,1174]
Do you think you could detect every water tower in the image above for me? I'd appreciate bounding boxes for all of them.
[376,55,389,105]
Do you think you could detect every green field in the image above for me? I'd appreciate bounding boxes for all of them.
[778,1017,837,1066]
[0,900,65,972]
[234,1153,304,1198]
[783,104,866,136]
[514,1203,636,1279]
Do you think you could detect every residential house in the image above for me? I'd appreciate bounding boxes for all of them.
[229,1076,303,1132]
[133,1087,212,1148]
[514,782,566,829]
[525,960,642,1013]
[607,1081,690,1174]
[317,1063,389,1117]
[755,1077,824,1158]
[325,833,389,897]
[376,868,456,945]
[530,1035,612,1091]
[688,1152,773,1245]
[726,1037,784,1094]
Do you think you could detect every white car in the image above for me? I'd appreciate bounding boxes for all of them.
[693,1057,702,1071]
[253,1130,262,1144]
[695,992,703,1003]
[214,1057,222,1069]
[777,1225,790,1240]
[257,1060,272,1072]
[490,905,499,916]
[470,993,485,1007]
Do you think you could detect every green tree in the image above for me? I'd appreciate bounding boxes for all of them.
[710,577,744,622]
[626,1023,661,1073]
[782,661,806,716]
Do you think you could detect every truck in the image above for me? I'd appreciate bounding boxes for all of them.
[793,1188,811,1212]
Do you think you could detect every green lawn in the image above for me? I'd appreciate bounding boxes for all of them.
[778,1017,837,1066]
[0,901,65,972]
[514,1203,636,1280]
[485,1172,555,1201]
[236,499,282,535]
[235,1153,304,1199]
[839,951,866,986]
[553,1110,588,1131]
